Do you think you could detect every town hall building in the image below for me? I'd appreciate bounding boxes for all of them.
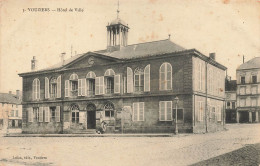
[19,10,227,134]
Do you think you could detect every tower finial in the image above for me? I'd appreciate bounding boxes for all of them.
[117,0,120,19]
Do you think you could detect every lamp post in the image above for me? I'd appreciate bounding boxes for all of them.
[174,96,179,134]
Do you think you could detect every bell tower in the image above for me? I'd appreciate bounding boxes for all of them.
[107,1,129,52]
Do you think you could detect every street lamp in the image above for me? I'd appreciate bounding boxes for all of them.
[174,96,179,134]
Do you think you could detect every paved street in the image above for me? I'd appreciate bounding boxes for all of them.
[0,124,260,166]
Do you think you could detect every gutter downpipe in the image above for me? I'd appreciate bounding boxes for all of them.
[205,61,208,133]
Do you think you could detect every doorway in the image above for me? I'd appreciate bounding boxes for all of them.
[239,111,249,123]
[87,104,96,129]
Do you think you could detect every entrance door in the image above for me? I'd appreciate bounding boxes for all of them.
[239,111,249,123]
[87,111,96,129]
[87,104,96,129]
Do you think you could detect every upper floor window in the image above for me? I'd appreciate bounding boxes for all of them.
[104,69,115,94]
[232,102,236,109]
[65,73,78,97]
[86,71,96,96]
[32,78,40,100]
[227,102,230,107]
[127,67,133,93]
[241,76,245,84]
[134,67,144,92]
[198,62,203,90]
[104,102,115,118]
[159,63,172,90]
[50,78,57,98]
[252,75,257,84]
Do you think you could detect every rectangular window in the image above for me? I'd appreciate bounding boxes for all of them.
[251,98,257,107]
[51,83,57,98]
[159,101,172,121]
[232,102,236,109]
[240,98,246,107]
[39,107,43,122]
[106,77,114,94]
[33,107,39,122]
[72,111,79,123]
[88,79,95,96]
[240,86,245,95]
[241,76,245,84]
[11,110,14,117]
[252,76,257,84]
[133,102,144,121]
[252,86,257,94]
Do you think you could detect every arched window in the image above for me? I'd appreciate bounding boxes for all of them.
[71,104,79,123]
[86,71,96,96]
[69,73,78,96]
[32,78,40,100]
[134,67,144,92]
[127,67,133,93]
[50,77,57,98]
[159,63,172,90]
[104,102,114,118]
[104,69,115,94]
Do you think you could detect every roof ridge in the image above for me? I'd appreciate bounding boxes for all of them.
[126,39,170,46]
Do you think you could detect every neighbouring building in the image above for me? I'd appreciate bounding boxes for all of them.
[0,90,22,130]
[19,9,227,134]
[225,76,237,123]
[236,57,260,123]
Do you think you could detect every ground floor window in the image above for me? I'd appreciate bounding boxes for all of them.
[104,102,115,118]
[71,105,79,123]
[159,101,172,121]
[133,102,144,121]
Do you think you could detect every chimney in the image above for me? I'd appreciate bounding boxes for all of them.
[60,53,66,66]
[209,53,216,61]
[16,90,21,99]
[31,56,38,71]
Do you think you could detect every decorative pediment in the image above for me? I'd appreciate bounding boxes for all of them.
[62,52,121,70]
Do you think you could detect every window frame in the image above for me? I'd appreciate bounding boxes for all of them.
[159,101,172,121]
[32,78,40,100]
[159,62,172,91]
[133,102,145,121]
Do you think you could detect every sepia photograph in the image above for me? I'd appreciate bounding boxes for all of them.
[0,0,259,165]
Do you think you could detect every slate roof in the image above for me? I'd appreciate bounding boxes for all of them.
[0,93,21,104]
[95,39,185,59]
[225,80,237,91]
[237,57,260,70]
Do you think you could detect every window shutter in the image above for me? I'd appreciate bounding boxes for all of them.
[100,76,104,94]
[86,79,89,96]
[166,101,172,121]
[95,77,100,95]
[167,64,172,90]
[144,64,150,92]
[45,77,49,99]
[55,106,60,122]
[78,79,82,96]
[133,103,138,121]
[81,79,86,96]
[37,79,40,100]
[65,80,69,97]
[79,112,85,123]
[39,107,43,122]
[28,108,33,122]
[159,64,166,90]
[32,80,35,100]
[127,67,133,93]
[57,75,61,98]
[114,75,120,93]
[139,102,144,121]
[45,107,50,122]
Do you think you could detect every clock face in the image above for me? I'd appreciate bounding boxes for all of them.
[88,57,94,65]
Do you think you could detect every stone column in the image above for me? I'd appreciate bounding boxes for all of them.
[255,111,259,122]
[249,111,252,123]
[236,111,239,123]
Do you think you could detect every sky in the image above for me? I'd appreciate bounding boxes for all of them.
[0,0,259,93]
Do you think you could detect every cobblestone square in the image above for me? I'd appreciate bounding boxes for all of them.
[0,124,260,166]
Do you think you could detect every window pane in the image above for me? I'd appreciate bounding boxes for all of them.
[105,111,110,117]
[166,102,172,120]
[160,102,165,121]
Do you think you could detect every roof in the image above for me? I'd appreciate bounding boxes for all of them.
[225,80,237,91]
[95,39,185,59]
[110,18,127,26]
[237,57,260,70]
[0,93,21,104]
